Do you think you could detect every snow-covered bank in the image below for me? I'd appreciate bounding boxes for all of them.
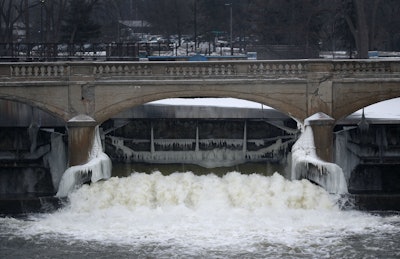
[56,126,112,197]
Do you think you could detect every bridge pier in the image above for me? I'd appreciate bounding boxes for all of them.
[67,115,98,166]
[306,113,335,162]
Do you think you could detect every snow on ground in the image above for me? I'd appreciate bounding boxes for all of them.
[149,98,271,109]
[149,97,400,120]
[351,98,400,120]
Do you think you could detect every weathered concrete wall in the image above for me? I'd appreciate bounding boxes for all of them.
[334,124,400,194]
[104,118,297,167]
[0,127,60,194]
[0,100,64,127]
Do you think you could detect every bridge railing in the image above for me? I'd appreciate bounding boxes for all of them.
[1,59,400,80]
[0,42,174,62]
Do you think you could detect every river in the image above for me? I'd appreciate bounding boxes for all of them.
[1,169,400,258]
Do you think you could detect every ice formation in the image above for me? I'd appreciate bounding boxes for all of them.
[56,126,112,197]
[334,127,361,182]
[291,116,348,194]
[108,135,293,168]
[44,132,67,191]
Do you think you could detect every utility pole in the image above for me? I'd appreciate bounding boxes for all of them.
[225,3,233,55]
[194,0,197,53]
[40,0,46,59]
[25,0,30,43]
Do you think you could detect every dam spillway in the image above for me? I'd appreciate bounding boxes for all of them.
[1,99,400,211]
[101,102,298,171]
[0,100,297,194]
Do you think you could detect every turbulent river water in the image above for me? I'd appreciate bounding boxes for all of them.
[1,170,400,258]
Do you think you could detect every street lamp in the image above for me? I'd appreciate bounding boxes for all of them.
[225,3,233,55]
[40,0,45,43]
[194,0,198,53]
[40,0,45,59]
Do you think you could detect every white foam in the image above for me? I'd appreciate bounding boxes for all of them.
[66,172,335,212]
[12,171,397,254]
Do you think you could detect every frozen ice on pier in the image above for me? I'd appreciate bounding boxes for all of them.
[56,126,111,197]
[291,121,347,194]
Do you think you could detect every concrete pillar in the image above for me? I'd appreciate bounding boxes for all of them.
[306,113,335,162]
[67,115,97,166]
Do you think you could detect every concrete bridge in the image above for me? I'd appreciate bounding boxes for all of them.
[1,59,400,166]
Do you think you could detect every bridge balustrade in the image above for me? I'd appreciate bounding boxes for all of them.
[3,59,400,80]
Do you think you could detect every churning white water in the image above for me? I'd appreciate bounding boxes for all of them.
[1,171,399,258]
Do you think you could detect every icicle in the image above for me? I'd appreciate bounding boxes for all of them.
[150,123,155,153]
[195,125,199,151]
[291,124,348,194]
[56,126,112,197]
[243,120,247,153]
[44,132,67,191]
[358,108,369,133]
[28,122,40,153]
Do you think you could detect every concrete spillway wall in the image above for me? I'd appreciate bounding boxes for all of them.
[0,100,65,127]
[334,123,400,194]
[103,118,297,168]
[0,99,296,196]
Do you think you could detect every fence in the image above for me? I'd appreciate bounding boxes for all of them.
[0,42,172,61]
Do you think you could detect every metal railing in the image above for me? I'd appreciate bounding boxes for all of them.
[0,42,172,61]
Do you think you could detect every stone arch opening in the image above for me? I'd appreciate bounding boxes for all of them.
[0,99,66,127]
[334,92,400,122]
[100,96,299,177]
[93,84,307,124]
[344,97,400,121]
[0,99,68,196]
[0,97,68,124]
[333,97,400,196]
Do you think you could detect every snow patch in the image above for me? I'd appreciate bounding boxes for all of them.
[68,114,96,122]
[56,126,112,197]
[148,98,271,109]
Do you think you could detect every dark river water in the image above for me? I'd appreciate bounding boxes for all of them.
[1,169,400,259]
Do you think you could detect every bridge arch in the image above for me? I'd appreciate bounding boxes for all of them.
[332,82,400,121]
[340,97,400,120]
[94,84,306,124]
[0,97,68,124]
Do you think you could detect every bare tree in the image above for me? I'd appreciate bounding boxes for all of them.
[0,0,24,42]
[43,0,68,43]
[343,0,381,58]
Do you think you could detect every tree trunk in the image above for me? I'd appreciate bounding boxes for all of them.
[354,0,369,58]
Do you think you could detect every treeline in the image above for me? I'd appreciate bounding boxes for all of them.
[1,0,400,58]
